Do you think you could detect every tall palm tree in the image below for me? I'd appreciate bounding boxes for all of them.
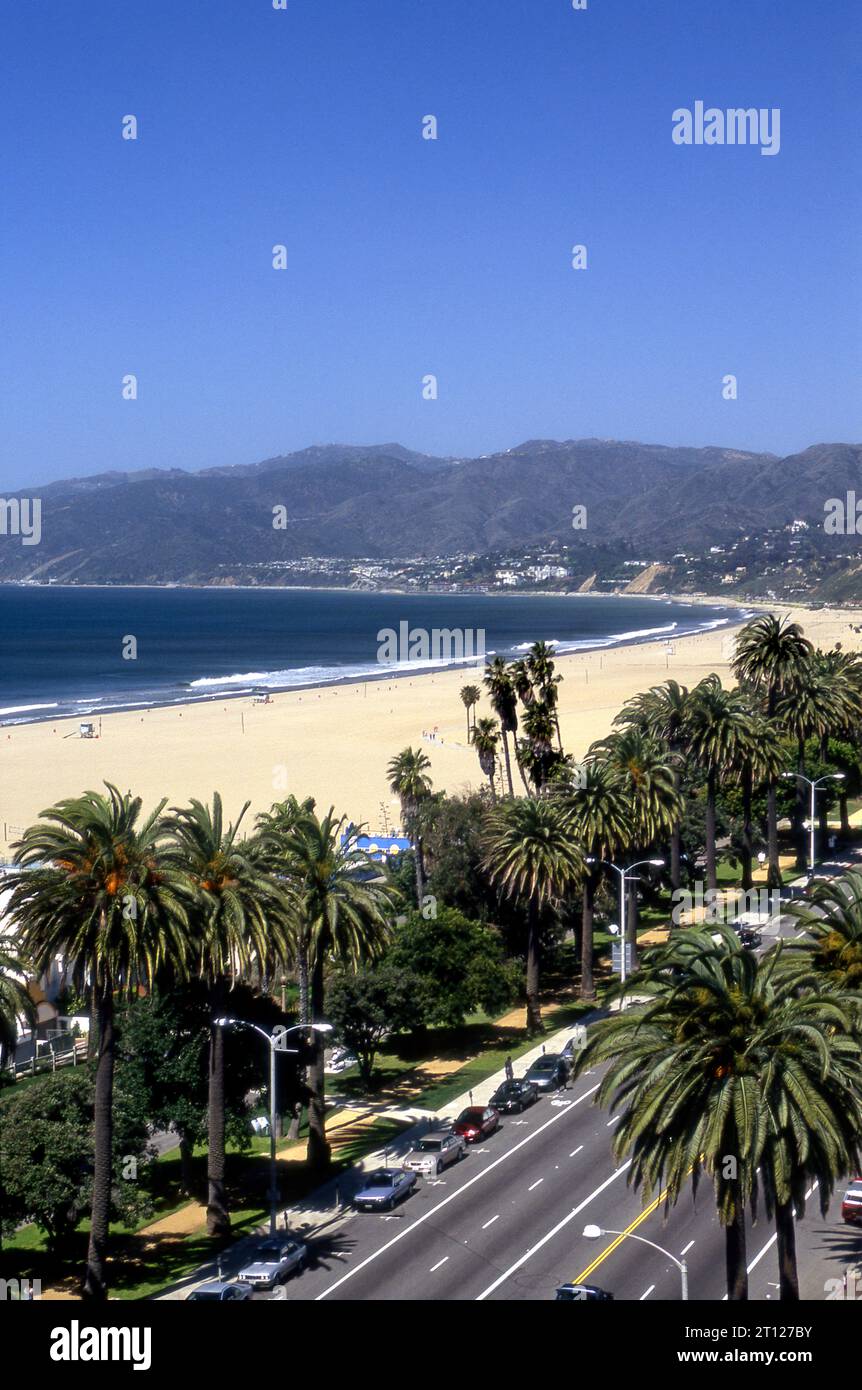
[556,759,631,1000]
[777,661,846,871]
[459,684,482,741]
[8,785,191,1297]
[471,716,501,802]
[483,657,519,796]
[286,809,395,1170]
[164,793,295,1237]
[387,747,433,907]
[0,938,35,1072]
[520,700,560,794]
[573,926,862,1301]
[616,680,691,889]
[509,658,535,708]
[592,727,681,968]
[782,870,862,996]
[482,799,584,1034]
[684,675,749,890]
[733,615,813,887]
[732,709,785,890]
[527,641,563,750]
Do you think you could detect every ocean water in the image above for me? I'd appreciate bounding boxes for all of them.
[0,585,750,726]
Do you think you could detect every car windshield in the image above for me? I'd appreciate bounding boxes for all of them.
[418,1140,442,1152]
[366,1173,394,1188]
[190,1290,222,1301]
[532,1058,555,1070]
[457,1110,481,1124]
[253,1245,279,1259]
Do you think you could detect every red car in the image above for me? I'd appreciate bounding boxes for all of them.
[841,1178,862,1225]
[452,1105,500,1143]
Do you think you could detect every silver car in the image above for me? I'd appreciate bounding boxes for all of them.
[238,1237,307,1288]
[402,1131,466,1176]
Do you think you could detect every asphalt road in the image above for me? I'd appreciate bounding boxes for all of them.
[262,1071,862,1303]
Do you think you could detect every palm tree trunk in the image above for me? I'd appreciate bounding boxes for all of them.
[525,902,543,1036]
[82,989,114,1300]
[206,982,230,1237]
[179,1133,195,1195]
[627,873,639,971]
[775,1201,800,1301]
[725,1205,749,1301]
[795,739,808,871]
[288,944,309,1140]
[580,869,597,1000]
[306,956,331,1172]
[840,790,851,837]
[766,781,781,889]
[705,769,718,891]
[741,763,754,891]
[515,745,531,796]
[501,730,514,798]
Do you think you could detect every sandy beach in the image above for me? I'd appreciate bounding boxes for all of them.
[2,600,860,856]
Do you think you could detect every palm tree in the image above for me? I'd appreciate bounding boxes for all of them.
[459,684,482,741]
[782,870,862,995]
[556,760,631,1000]
[521,700,560,794]
[164,793,295,1237]
[616,680,691,889]
[7,785,191,1297]
[286,808,395,1170]
[0,938,35,1072]
[483,657,519,796]
[482,799,584,1034]
[471,716,501,801]
[733,616,813,887]
[685,675,749,890]
[527,641,563,749]
[732,709,784,890]
[509,659,535,708]
[592,727,681,968]
[573,926,862,1301]
[387,747,433,907]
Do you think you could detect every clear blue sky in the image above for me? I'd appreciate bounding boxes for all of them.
[1,0,859,489]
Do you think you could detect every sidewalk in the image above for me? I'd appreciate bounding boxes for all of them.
[157,1011,598,1300]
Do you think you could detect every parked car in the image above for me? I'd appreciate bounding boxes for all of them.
[353,1167,418,1211]
[555,1283,614,1302]
[736,927,762,950]
[841,1178,862,1225]
[187,1280,255,1301]
[489,1079,538,1113]
[452,1105,500,1143]
[402,1131,466,1175]
[325,1046,357,1075]
[237,1237,307,1288]
[524,1053,569,1093]
[560,1028,587,1061]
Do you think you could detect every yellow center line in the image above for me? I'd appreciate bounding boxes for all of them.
[572,1185,670,1284]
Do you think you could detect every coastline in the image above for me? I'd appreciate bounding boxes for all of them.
[3,597,860,858]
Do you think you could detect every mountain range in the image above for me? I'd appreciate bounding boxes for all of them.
[0,439,858,586]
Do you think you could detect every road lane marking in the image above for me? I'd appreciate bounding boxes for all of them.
[640,1285,655,1300]
[316,1081,601,1299]
[429,1257,449,1273]
[680,1240,695,1257]
[528,1179,544,1191]
[482,1215,500,1230]
[475,1161,631,1301]
[574,1184,671,1283]
[721,1180,818,1300]
[606,1116,620,1127]
[570,1146,583,1158]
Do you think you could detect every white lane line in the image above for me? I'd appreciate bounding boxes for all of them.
[640,1285,655,1300]
[722,1180,818,1300]
[528,1179,544,1192]
[482,1215,500,1230]
[429,1257,449,1273]
[316,1081,601,1299]
[680,1240,695,1257]
[570,1146,583,1158]
[475,1160,632,1301]
[606,1116,620,1127]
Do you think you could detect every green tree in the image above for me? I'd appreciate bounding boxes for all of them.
[387,747,434,906]
[163,793,295,1236]
[483,657,519,796]
[325,963,417,1087]
[616,679,692,889]
[7,784,191,1299]
[472,716,501,801]
[459,684,482,741]
[685,675,749,890]
[0,938,35,1073]
[783,870,862,996]
[482,799,584,1034]
[389,907,520,1028]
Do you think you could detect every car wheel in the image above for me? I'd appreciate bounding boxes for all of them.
[435,1160,442,1175]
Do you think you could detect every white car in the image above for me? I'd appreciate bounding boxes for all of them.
[402,1131,466,1176]
[324,1046,357,1075]
[237,1237,307,1288]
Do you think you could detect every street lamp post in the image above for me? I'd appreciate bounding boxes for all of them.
[781,772,844,878]
[589,858,664,987]
[215,1018,333,1235]
[582,1223,688,1300]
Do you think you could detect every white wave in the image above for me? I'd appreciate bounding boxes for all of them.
[0,702,59,715]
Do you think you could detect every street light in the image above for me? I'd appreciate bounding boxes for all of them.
[582,1223,688,1300]
[781,772,844,879]
[589,857,664,988]
[215,1018,333,1234]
